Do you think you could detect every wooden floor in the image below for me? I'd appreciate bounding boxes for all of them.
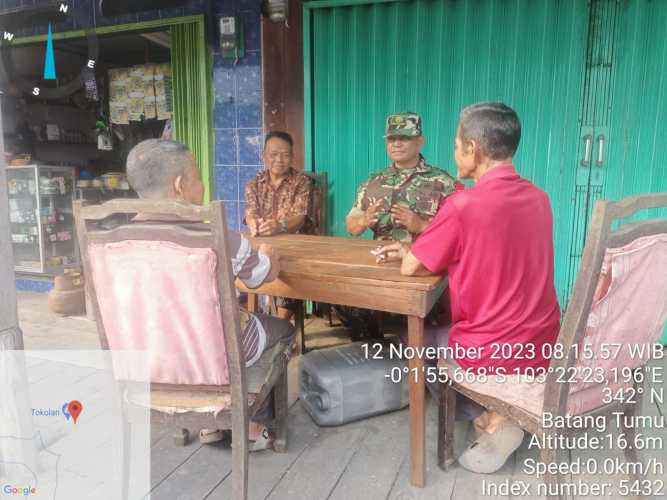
[16,293,667,500]
[150,356,666,500]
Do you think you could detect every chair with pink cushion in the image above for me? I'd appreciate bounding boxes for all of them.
[437,193,667,498]
[74,199,291,500]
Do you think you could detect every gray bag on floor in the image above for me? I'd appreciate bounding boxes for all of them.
[299,341,409,426]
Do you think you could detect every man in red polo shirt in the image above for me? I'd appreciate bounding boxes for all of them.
[376,102,560,473]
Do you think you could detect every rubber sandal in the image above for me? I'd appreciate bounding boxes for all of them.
[458,423,524,474]
[199,429,223,444]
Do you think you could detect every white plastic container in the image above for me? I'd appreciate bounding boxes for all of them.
[300,341,409,426]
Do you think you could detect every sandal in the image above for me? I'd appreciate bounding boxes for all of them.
[458,423,524,474]
[199,429,232,446]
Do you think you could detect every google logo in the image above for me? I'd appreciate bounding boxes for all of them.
[2,485,36,496]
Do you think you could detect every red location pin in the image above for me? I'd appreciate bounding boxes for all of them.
[67,400,83,424]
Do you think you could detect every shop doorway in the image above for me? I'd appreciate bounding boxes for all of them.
[2,15,212,200]
[1,15,211,276]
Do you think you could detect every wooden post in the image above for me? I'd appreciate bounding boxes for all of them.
[407,315,426,487]
[261,0,305,169]
[0,93,38,477]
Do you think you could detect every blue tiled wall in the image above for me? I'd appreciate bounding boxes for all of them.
[212,1,263,231]
[1,0,264,231]
[16,278,54,293]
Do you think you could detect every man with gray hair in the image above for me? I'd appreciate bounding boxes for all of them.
[126,139,295,451]
[376,102,560,474]
[126,139,204,204]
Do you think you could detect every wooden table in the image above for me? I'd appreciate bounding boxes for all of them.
[236,234,447,487]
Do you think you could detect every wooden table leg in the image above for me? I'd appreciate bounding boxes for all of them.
[294,301,306,355]
[247,293,258,313]
[408,315,426,487]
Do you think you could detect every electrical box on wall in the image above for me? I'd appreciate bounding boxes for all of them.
[219,17,244,59]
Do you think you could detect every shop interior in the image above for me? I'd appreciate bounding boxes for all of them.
[2,29,173,274]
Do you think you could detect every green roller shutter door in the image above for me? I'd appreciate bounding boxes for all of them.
[305,0,590,306]
[306,0,667,339]
[596,0,667,343]
[601,1,667,216]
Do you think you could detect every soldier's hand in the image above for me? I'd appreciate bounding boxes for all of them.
[391,205,428,234]
[363,199,384,228]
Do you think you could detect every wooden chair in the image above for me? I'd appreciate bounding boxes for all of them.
[292,171,329,353]
[437,193,667,499]
[303,171,328,236]
[74,199,292,500]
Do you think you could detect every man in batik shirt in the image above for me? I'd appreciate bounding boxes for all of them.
[245,131,312,237]
[244,131,313,320]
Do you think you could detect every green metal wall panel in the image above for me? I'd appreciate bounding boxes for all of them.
[563,0,618,306]
[599,0,667,343]
[305,0,589,306]
[602,1,667,211]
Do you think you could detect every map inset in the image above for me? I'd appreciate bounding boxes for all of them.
[0,351,150,499]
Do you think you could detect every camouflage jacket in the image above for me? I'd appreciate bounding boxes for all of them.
[350,156,458,241]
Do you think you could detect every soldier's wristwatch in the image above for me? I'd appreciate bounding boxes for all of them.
[279,219,288,233]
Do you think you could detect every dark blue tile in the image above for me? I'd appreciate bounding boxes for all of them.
[184,0,208,15]
[237,80,261,102]
[237,48,261,68]
[237,0,261,15]
[212,0,234,16]
[235,61,261,101]
[54,16,75,32]
[215,165,239,200]
[238,128,262,166]
[224,201,239,230]
[93,3,118,26]
[215,129,237,165]
[95,13,114,26]
[159,7,184,19]
[16,26,33,37]
[240,10,260,52]
[72,0,94,30]
[239,165,260,196]
[214,101,236,128]
[137,9,160,22]
[213,59,235,100]
[237,102,262,128]
[113,13,138,25]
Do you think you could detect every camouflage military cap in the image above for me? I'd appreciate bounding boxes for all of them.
[385,112,422,138]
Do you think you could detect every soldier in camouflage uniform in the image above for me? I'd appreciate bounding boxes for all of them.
[346,112,460,242]
[339,113,459,338]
